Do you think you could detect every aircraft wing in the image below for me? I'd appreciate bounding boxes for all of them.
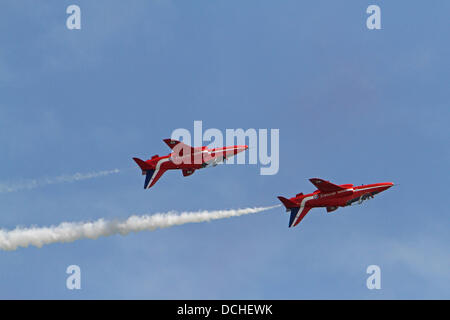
[163,139,195,156]
[309,178,346,192]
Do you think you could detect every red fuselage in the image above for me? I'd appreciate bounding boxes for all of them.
[292,182,394,208]
[278,178,394,228]
[133,139,248,189]
[144,145,248,171]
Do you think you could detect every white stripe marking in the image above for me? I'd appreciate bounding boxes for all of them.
[146,158,171,189]
[292,195,314,226]
[355,185,385,192]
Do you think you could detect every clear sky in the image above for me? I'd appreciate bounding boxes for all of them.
[0,0,448,299]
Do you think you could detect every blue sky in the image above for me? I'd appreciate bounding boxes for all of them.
[0,0,449,299]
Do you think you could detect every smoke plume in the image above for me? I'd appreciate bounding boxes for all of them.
[0,205,279,251]
[0,169,120,193]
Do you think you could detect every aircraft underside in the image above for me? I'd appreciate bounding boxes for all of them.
[345,191,379,206]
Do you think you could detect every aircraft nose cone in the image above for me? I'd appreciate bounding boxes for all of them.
[384,182,394,190]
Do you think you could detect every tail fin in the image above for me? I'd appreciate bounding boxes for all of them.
[144,169,156,189]
[133,158,160,189]
[277,196,298,210]
[133,157,153,174]
[133,158,156,189]
[277,196,302,228]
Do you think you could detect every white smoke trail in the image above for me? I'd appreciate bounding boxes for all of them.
[0,169,120,193]
[0,205,280,251]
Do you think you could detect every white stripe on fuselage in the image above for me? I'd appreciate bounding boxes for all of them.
[292,195,314,226]
[146,158,171,189]
[354,185,385,192]
[291,185,387,223]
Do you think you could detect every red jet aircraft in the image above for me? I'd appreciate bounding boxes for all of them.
[278,178,394,228]
[133,139,248,189]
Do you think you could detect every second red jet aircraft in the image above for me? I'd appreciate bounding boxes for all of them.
[278,178,394,228]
